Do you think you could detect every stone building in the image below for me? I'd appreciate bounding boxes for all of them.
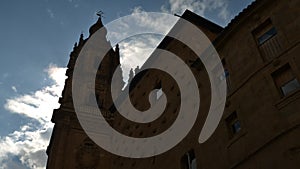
[46,17,123,168]
[46,0,300,168]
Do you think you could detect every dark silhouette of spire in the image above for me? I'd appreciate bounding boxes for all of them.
[89,16,104,37]
[79,33,84,45]
[115,44,119,53]
[114,44,121,64]
[128,68,134,82]
[134,66,140,75]
[72,42,78,51]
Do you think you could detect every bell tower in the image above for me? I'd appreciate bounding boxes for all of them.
[46,16,123,169]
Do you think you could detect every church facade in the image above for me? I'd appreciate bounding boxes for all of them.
[46,0,300,168]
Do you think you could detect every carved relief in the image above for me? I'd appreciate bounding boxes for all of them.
[76,138,101,169]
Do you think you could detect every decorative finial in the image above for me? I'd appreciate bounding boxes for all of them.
[128,69,134,82]
[88,12,105,37]
[134,66,140,75]
[79,33,84,45]
[96,10,104,18]
[115,44,119,52]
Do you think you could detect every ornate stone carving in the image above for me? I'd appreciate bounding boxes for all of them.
[76,138,100,169]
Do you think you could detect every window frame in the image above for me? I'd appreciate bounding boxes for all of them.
[180,149,197,169]
[272,64,300,97]
[225,111,242,138]
[252,18,277,46]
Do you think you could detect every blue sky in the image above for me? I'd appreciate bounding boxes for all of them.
[0,0,254,168]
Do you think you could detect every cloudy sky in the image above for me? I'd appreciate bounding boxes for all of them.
[0,0,254,168]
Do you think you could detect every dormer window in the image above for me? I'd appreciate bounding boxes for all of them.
[253,19,277,45]
[252,19,283,61]
[181,149,197,169]
[272,64,300,96]
[257,26,277,45]
[226,111,241,138]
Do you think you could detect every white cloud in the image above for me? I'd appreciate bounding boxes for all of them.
[11,86,17,93]
[0,124,52,169]
[2,73,9,79]
[4,65,66,122]
[130,6,178,34]
[107,6,179,84]
[162,0,231,22]
[0,1,232,168]
[109,1,231,85]
[1,64,66,169]
[107,6,178,45]
[66,0,79,8]
[162,0,206,16]
[119,34,163,83]
[46,9,54,19]
[204,0,231,21]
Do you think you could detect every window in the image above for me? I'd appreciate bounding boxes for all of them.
[156,89,163,99]
[155,81,162,100]
[272,64,300,96]
[226,111,241,137]
[212,58,231,97]
[257,27,277,45]
[281,79,300,95]
[218,59,231,92]
[223,59,231,92]
[253,19,283,61]
[181,149,197,169]
[253,19,277,45]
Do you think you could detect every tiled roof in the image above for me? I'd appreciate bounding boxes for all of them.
[213,0,265,44]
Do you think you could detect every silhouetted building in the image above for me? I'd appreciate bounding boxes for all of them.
[46,17,123,168]
[46,0,300,168]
